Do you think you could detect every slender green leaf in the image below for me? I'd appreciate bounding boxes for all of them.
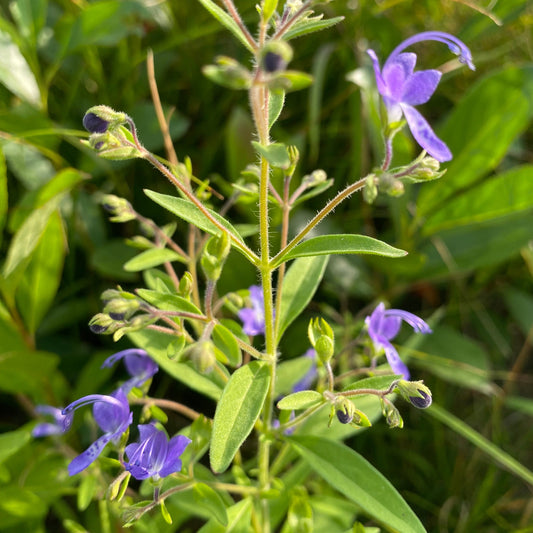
[277,390,323,410]
[144,189,246,247]
[212,324,242,367]
[123,248,186,272]
[252,141,291,169]
[136,288,203,316]
[423,165,533,235]
[9,0,48,48]
[277,255,329,340]
[0,29,41,107]
[290,436,426,533]
[0,148,6,248]
[269,90,285,128]
[275,356,314,396]
[342,374,401,393]
[197,498,253,533]
[16,212,65,334]
[2,194,63,277]
[193,483,228,526]
[0,428,30,465]
[284,16,345,41]
[427,403,533,486]
[274,234,406,267]
[418,66,533,217]
[77,475,97,511]
[128,329,223,400]
[210,361,271,473]
[196,0,255,53]
[262,0,279,22]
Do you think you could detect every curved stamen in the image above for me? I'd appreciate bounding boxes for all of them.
[62,394,125,415]
[388,31,475,71]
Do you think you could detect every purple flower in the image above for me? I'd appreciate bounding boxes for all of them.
[33,405,71,438]
[101,348,158,393]
[367,31,475,162]
[365,302,432,380]
[62,389,132,476]
[292,349,317,393]
[238,285,266,336]
[124,424,191,481]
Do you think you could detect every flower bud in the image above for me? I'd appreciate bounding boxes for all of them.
[395,380,432,409]
[187,341,217,373]
[203,56,252,90]
[381,399,404,429]
[302,169,327,187]
[260,41,293,73]
[82,105,128,133]
[363,173,378,204]
[179,272,194,298]
[308,317,334,362]
[88,313,119,335]
[201,232,231,281]
[335,397,355,425]
[103,298,140,321]
[100,195,136,222]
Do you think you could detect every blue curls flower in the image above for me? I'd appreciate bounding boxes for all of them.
[365,302,432,380]
[101,348,158,393]
[124,424,192,481]
[367,31,475,162]
[33,405,71,438]
[62,389,133,476]
[238,285,266,336]
[292,349,318,393]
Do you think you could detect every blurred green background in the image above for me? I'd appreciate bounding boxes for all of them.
[0,0,532,531]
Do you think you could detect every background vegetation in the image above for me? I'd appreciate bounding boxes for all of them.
[0,0,532,531]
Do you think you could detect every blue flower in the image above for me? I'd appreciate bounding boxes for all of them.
[292,349,317,393]
[238,285,266,336]
[367,31,475,162]
[365,302,432,380]
[62,389,132,476]
[33,405,71,438]
[101,348,158,393]
[124,424,192,481]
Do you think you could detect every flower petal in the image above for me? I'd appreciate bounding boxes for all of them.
[380,338,410,379]
[401,104,452,162]
[401,69,441,105]
[159,435,192,478]
[382,53,417,101]
[68,433,112,475]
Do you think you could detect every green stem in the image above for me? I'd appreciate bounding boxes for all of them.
[270,176,368,267]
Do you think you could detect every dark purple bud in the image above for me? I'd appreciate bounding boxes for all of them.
[263,52,287,73]
[409,390,432,409]
[109,312,126,321]
[83,112,109,134]
[94,141,105,150]
[336,409,353,425]
[90,323,108,334]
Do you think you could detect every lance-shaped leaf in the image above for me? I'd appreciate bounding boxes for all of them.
[273,234,406,268]
[144,190,250,257]
[124,248,187,272]
[276,255,328,340]
[251,141,291,169]
[277,390,323,411]
[290,436,426,533]
[136,289,203,316]
[196,0,255,53]
[210,361,271,473]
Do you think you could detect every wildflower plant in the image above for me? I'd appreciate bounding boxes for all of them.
[24,1,486,531]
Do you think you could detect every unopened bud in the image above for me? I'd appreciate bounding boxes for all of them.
[88,313,118,335]
[201,232,230,281]
[363,173,378,204]
[103,298,140,321]
[395,380,432,409]
[187,341,217,373]
[100,195,136,222]
[381,399,404,429]
[83,105,128,133]
[302,169,327,187]
[203,56,252,90]
[308,318,334,362]
[260,41,293,73]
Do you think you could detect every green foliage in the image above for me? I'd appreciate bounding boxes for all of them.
[0,0,531,531]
